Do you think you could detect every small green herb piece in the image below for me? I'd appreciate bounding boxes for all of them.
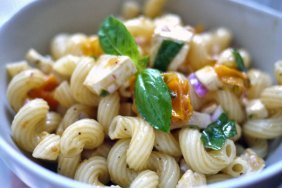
[153,40,184,71]
[232,49,247,72]
[135,68,172,132]
[100,89,109,97]
[201,113,237,150]
[98,16,144,72]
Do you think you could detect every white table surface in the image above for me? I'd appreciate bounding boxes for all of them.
[0,0,281,188]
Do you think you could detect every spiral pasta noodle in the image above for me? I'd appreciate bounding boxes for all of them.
[7,69,45,112]
[109,116,155,171]
[58,154,81,178]
[98,92,120,133]
[154,130,181,157]
[260,86,282,109]
[11,99,48,152]
[215,89,245,123]
[247,69,272,99]
[60,119,104,157]
[6,61,31,78]
[60,104,95,131]
[54,81,76,108]
[107,139,138,187]
[243,111,282,139]
[45,112,62,133]
[147,151,180,188]
[70,57,99,106]
[74,156,110,186]
[130,170,159,188]
[179,128,236,174]
[32,133,60,160]
[222,157,248,177]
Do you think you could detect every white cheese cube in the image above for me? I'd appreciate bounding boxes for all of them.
[84,55,137,95]
[150,25,194,71]
[246,99,268,119]
[195,66,223,91]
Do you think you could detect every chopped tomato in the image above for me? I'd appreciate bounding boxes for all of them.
[214,64,250,93]
[29,89,59,110]
[41,74,59,91]
[28,74,59,110]
[163,72,193,124]
[82,36,103,57]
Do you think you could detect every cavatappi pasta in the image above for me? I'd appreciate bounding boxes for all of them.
[6,0,282,187]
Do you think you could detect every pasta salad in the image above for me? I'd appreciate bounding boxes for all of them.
[6,0,282,187]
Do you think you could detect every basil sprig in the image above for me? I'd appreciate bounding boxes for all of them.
[98,16,172,132]
[201,113,237,150]
[232,49,247,72]
[98,16,144,72]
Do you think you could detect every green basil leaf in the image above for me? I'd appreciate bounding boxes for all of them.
[201,113,237,150]
[100,89,110,97]
[222,120,236,138]
[153,40,184,71]
[98,16,142,70]
[232,48,247,72]
[135,68,172,132]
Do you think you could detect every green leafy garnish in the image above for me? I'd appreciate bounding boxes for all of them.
[232,49,247,72]
[98,16,145,72]
[98,16,172,132]
[100,89,110,97]
[153,40,184,71]
[135,69,172,132]
[201,113,237,150]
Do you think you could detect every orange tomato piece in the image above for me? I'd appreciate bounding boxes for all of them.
[28,74,59,110]
[41,74,59,91]
[163,72,193,124]
[82,36,104,57]
[29,89,58,110]
[214,64,250,92]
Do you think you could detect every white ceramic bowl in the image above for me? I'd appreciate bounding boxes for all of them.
[0,0,281,187]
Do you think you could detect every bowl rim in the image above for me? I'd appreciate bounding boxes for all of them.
[0,0,281,187]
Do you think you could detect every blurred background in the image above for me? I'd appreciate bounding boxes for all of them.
[1,0,282,27]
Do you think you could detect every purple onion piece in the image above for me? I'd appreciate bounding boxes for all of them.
[188,73,208,97]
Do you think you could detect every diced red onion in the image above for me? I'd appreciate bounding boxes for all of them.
[188,73,208,97]
[211,106,224,121]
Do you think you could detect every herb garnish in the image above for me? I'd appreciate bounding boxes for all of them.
[232,49,247,72]
[201,113,237,150]
[98,16,172,132]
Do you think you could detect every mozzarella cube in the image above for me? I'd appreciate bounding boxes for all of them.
[84,55,137,95]
[150,25,193,71]
[195,66,223,91]
[246,99,268,119]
